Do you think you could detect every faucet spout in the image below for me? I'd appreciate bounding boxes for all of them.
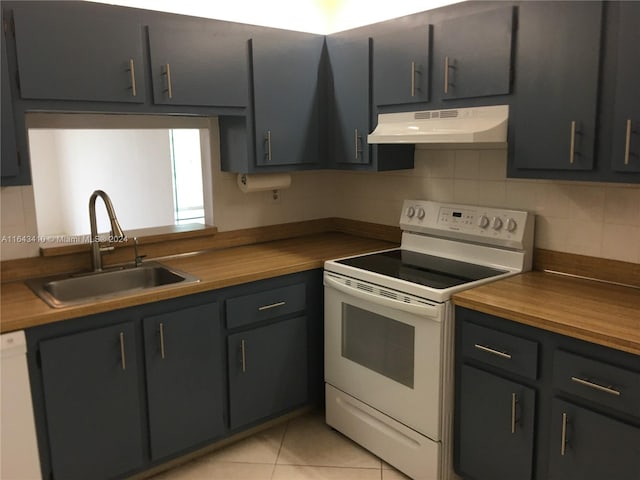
[89,190,125,272]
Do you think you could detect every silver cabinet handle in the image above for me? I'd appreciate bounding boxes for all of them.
[354,128,360,160]
[474,343,512,359]
[265,130,272,161]
[159,322,166,360]
[411,61,416,97]
[241,339,246,373]
[119,332,126,370]
[258,301,286,311]
[560,412,568,456]
[164,63,173,99]
[571,376,621,396]
[511,393,518,434]
[569,121,577,164]
[624,119,632,165]
[128,58,137,97]
[444,56,453,94]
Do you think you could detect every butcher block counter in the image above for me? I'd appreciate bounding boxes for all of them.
[453,271,640,356]
[0,232,395,333]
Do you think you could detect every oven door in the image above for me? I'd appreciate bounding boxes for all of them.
[324,271,446,440]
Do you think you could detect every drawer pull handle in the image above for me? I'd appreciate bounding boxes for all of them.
[560,412,568,456]
[241,339,246,373]
[571,376,621,396]
[258,301,286,311]
[159,322,166,360]
[511,393,518,434]
[624,119,633,165]
[163,63,173,99]
[119,332,126,371]
[264,130,272,161]
[474,343,512,359]
[128,58,137,97]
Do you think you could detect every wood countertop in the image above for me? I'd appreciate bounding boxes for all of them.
[0,233,396,333]
[453,271,640,356]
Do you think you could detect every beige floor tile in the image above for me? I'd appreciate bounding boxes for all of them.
[277,412,382,469]
[272,465,382,480]
[150,457,275,480]
[205,423,287,464]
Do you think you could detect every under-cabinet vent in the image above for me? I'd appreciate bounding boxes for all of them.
[413,109,460,121]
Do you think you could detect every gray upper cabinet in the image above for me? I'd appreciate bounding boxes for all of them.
[511,1,602,172]
[372,26,431,106]
[251,33,324,167]
[326,36,371,166]
[1,32,19,178]
[433,6,514,100]
[12,4,145,103]
[148,25,249,107]
[609,2,640,173]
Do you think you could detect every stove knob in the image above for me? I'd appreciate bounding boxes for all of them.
[478,215,490,229]
[506,218,517,232]
[407,206,416,218]
[417,207,426,220]
[492,217,503,230]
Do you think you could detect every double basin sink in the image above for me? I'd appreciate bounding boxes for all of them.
[27,262,200,308]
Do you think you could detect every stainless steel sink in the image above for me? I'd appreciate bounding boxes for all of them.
[26,261,200,308]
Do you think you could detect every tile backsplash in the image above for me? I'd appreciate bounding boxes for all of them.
[2,148,639,263]
[324,148,640,264]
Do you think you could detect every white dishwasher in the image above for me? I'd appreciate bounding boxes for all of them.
[1,331,42,480]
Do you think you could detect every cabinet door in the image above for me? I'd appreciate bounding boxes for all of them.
[327,37,371,166]
[610,2,640,172]
[373,26,431,106]
[458,365,536,480]
[251,34,324,167]
[143,303,225,460]
[39,322,144,480]
[548,399,640,480]
[434,6,514,100]
[512,2,602,171]
[148,25,248,107]
[13,4,144,102]
[1,32,19,178]
[228,316,308,429]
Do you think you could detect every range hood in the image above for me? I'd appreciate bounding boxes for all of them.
[367,105,509,144]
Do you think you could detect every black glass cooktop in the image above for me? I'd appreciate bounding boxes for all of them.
[337,249,508,289]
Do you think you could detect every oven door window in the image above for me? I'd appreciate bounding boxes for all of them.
[341,304,415,388]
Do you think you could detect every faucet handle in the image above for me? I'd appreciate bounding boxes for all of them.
[133,237,146,267]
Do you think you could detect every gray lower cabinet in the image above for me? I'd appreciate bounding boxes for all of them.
[455,306,640,480]
[143,303,225,460]
[227,316,308,429]
[39,321,144,480]
[458,365,536,480]
[27,269,321,480]
[548,399,640,480]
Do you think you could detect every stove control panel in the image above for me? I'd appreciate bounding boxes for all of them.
[400,200,534,251]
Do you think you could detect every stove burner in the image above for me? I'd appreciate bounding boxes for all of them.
[337,249,508,289]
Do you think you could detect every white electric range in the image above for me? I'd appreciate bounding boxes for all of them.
[323,200,534,480]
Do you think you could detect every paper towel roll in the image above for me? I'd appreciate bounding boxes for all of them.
[237,173,292,193]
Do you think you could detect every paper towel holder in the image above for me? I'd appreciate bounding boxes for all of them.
[237,173,291,200]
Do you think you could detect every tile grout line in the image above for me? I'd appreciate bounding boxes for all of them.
[270,417,291,479]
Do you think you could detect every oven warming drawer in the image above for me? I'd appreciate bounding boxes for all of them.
[326,383,440,480]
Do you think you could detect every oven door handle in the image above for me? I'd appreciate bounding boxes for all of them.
[324,275,441,319]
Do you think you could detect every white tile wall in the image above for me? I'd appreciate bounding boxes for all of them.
[2,148,639,263]
[327,148,640,264]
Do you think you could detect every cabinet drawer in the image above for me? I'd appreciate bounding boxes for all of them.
[461,322,538,380]
[226,283,306,329]
[553,350,640,418]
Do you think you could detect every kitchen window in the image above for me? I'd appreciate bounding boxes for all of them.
[26,113,214,240]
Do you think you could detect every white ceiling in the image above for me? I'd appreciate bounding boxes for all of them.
[86,0,463,34]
